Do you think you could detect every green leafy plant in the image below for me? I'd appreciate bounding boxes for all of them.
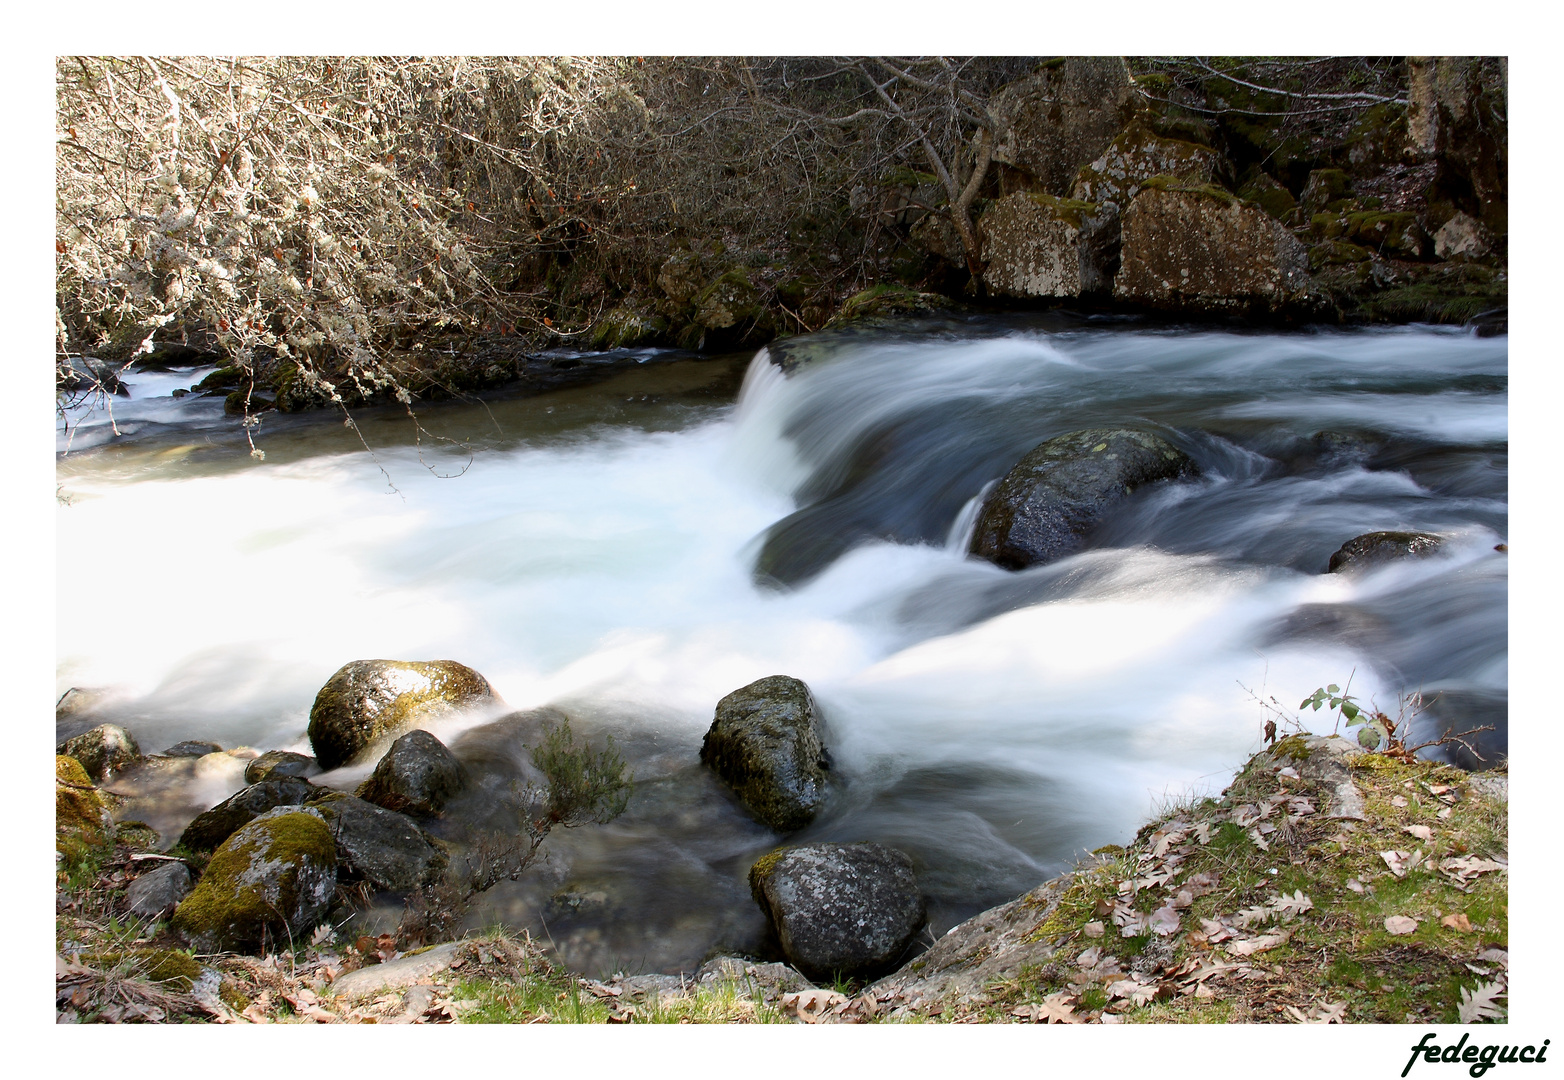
[1299,681,1392,751]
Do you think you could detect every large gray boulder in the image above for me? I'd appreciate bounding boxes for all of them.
[1113,181,1317,314]
[57,724,142,782]
[177,778,316,852]
[990,59,1140,196]
[305,791,449,893]
[1326,531,1445,574]
[307,659,495,770]
[979,193,1119,299]
[355,729,466,818]
[171,806,337,954]
[969,428,1196,571]
[749,843,925,981]
[700,676,829,832]
[1070,120,1223,208]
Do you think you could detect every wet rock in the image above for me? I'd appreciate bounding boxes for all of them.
[1070,120,1223,208]
[1433,212,1496,261]
[1299,167,1353,217]
[57,724,142,782]
[56,755,114,856]
[979,193,1119,299]
[1114,181,1318,314]
[171,806,337,954]
[177,778,316,852]
[163,740,224,758]
[990,58,1140,195]
[1326,531,1445,574]
[307,659,495,770]
[969,428,1195,571]
[305,791,449,893]
[244,750,319,784]
[355,729,466,818]
[125,861,194,918]
[700,676,829,832]
[749,842,924,981]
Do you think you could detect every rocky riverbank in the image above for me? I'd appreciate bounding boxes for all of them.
[58,57,1506,421]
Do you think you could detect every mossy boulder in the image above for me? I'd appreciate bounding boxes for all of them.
[694,269,763,332]
[56,724,141,782]
[978,192,1118,299]
[989,58,1140,195]
[1433,212,1497,261]
[1300,168,1353,216]
[177,778,316,852]
[355,728,466,818]
[969,428,1196,571]
[56,755,114,855]
[1236,167,1297,221]
[749,842,924,981]
[1114,181,1318,315]
[825,284,954,328]
[304,791,449,893]
[171,806,337,954]
[244,750,318,784]
[587,304,667,350]
[307,659,495,770]
[1326,531,1445,574]
[1070,120,1223,207]
[700,676,830,832]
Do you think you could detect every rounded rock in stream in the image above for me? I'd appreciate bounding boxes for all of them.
[1326,530,1445,574]
[244,750,319,784]
[56,723,142,782]
[749,842,924,981]
[700,676,829,832]
[355,729,466,818]
[177,778,316,852]
[307,659,496,770]
[305,791,449,893]
[968,428,1196,571]
[171,806,337,954]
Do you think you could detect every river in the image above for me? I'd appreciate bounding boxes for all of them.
[56,316,1507,976]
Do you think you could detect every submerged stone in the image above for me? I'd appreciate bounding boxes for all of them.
[178,778,316,852]
[307,659,495,770]
[1326,530,1445,574]
[700,676,829,833]
[969,428,1196,571]
[57,724,142,782]
[244,750,319,784]
[355,729,466,818]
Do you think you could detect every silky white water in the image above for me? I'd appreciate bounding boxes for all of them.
[56,321,1507,972]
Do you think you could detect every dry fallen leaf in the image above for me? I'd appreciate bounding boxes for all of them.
[1384,915,1419,935]
[1457,980,1506,1024]
[1391,795,1409,807]
[1148,906,1181,937]
[1403,825,1433,842]
[1228,931,1289,956]
[1441,912,1475,933]
[1036,991,1079,1024]
[782,989,847,1023]
[1082,921,1105,939]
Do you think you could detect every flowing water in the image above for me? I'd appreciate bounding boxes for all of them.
[56,317,1507,976]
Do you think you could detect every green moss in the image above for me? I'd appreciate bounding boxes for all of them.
[1019,193,1099,230]
[57,755,112,856]
[171,810,336,953]
[747,847,790,900]
[587,304,666,350]
[89,947,204,989]
[1270,735,1313,762]
[308,659,492,770]
[1136,175,1241,207]
[826,284,952,328]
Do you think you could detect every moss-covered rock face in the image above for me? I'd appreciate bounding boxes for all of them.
[354,728,466,818]
[1326,531,1445,574]
[825,284,954,328]
[171,806,337,955]
[970,429,1196,571]
[178,778,316,852]
[979,192,1118,299]
[56,755,114,855]
[749,842,924,981]
[990,58,1140,196]
[1114,183,1319,315]
[307,659,495,770]
[1070,121,1223,208]
[587,303,667,350]
[700,675,829,833]
[1236,167,1297,222]
[694,269,764,333]
[57,724,142,782]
